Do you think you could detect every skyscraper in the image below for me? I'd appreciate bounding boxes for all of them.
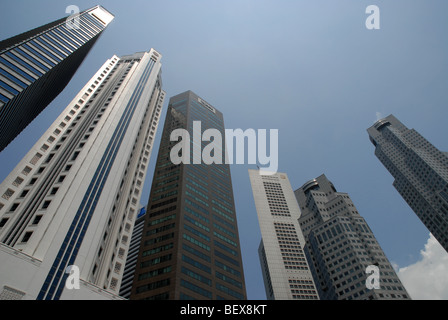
[0,50,164,300]
[130,91,247,300]
[248,170,319,300]
[295,174,410,300]
[0,5,114,152]
[367,114,448,253]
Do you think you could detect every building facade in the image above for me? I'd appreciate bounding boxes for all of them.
[368,114,448,253]
[0,50,164,300]
[130,91,247,300]
[248,169,319,300]
[119,207,147,299]
[0,5,114,152]
[295,174,410,300]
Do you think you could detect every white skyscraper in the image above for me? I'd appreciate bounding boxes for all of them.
[248,169,319,300]
[0,50,164,300]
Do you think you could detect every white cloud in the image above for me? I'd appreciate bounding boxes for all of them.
[376,112,383,121]
[395,234,448,300]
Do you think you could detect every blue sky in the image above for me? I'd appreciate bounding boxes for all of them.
[1,0,448,300]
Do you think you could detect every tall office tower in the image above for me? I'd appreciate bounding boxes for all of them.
[248,170,319,300]
[295,174,410,300]
[130,91,247,300]
[119,207,147,299]
[0,50,164,300]
[0,5,114,152]
[368,114,448,253]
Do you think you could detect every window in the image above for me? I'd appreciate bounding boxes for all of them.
[32,215,43,225]
[22,231,33,243]
[2,189,15,200]
[12,177,24,187]
[114,262,122,274]
[0,218,8,228]
[180,279,212,299]
[110,278,118,291]
[42,200,51,209]
[20,190,29,198]
[71,151,80,161]
[9,203,20,212]
[45,153,55,164]
[30,153,43,165]
[22,166,32,176]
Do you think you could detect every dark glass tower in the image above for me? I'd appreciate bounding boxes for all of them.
[368,114,448,253]
[130,91,247,300]
[0,5,114,152]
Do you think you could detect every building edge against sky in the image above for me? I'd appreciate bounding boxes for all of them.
[367,114,448,254]
[0,5,114,152]
[0,49,164,300]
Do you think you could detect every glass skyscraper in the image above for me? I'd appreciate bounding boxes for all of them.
[368,114,448,253]
[0,5,114,152]
[130,91,247,300]
[0,50,164,300]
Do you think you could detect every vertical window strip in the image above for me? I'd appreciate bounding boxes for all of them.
[64,27,88,45]
[51,28,79,50]
[0,92,10,103]
[0,67,28,88]
[0,79,21,95]
[77,18,99,37]
[0,74,23,95]
[59,25,87,45]
[77,20,97,38]
[46,31,73,54]
[40,34,69,57]
[2,53,42,78]
[0,57,35,83]
[59,27,84,47]
[22,44,56,67]
[79,14,101,33]
[84,13,106,30]
[58,24,85,44]
[72,24,95,42]
[30,40,63,63]
[13,48,50,72]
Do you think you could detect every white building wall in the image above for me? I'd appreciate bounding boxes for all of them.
[249,170,319,300]
[0,50,164,299]
[0,244,124,300]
